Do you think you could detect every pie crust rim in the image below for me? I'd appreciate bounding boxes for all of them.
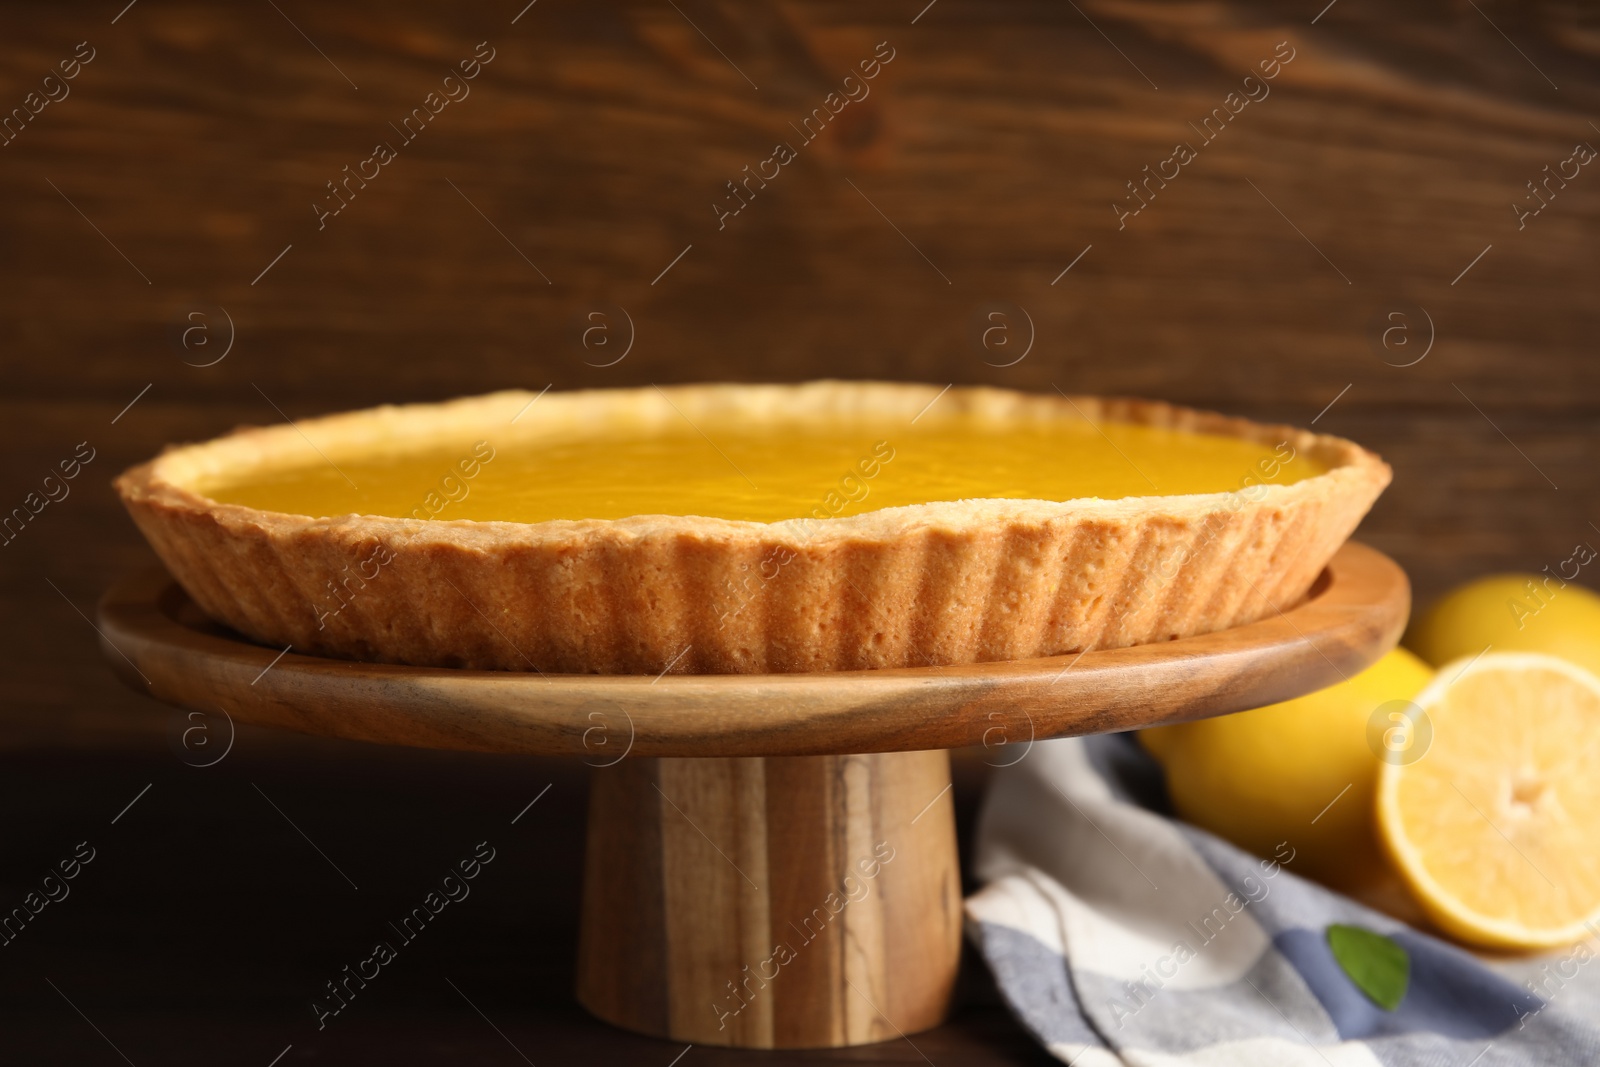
[114,381,1392,674]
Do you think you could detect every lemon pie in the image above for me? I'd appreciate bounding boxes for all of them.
[115,382,1390,673]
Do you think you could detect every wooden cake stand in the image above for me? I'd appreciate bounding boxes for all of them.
[98,541,1408,1050]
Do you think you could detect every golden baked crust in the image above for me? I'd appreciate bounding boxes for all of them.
[114,382,1391,674]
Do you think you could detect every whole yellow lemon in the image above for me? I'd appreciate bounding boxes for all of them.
[1405,572,1600,676]
[1140,647,1433,889]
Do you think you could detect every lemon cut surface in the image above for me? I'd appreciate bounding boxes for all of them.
[1378,652,1600,950]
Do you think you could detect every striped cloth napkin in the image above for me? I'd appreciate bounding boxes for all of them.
[966,734,1600,1066]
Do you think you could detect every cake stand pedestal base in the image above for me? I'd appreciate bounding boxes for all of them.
[577,751,960,1049]
[97,542,1410,1051]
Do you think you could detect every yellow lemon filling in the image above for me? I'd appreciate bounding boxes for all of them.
[200,416,1321,524]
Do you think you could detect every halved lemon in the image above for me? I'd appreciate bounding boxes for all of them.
[1377,652,1600,950]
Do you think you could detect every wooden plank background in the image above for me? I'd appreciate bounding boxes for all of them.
[1,2,1597,1061]
[5,0,1599,742]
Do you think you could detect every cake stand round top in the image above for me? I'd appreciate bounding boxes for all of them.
[98,541,1408,759]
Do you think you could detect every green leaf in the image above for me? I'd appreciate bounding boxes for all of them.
[1326,923,1409,1011]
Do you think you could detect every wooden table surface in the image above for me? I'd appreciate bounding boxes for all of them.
[0,739,1059,1064]
[3,0,1598,1060]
